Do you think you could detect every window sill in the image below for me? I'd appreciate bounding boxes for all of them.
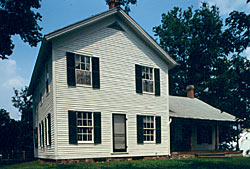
[143,141,156,144]
[111,152,129,155]
[77,141,94,144]
[76,84,92,88]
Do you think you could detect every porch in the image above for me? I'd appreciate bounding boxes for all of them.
[171,151,242,159]
[170,117,225,152]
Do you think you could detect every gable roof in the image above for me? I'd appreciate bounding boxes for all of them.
[169,95,236,122]
[28,7,177,95]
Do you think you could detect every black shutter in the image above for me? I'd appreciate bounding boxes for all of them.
[94,112,101,144]
[48,113,52,146]
[156,116,161,144]
[154,68,160,96]
[41,121,44,147]
[34,127,38,148]
[66,52,76,86]
[68,111,77,144]
[92,57,100,89]
[137,115,144,144]
[39,124,41,147]
[135,65,142,94]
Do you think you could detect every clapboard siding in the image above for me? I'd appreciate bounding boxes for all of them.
[51,18,170,159]
[33,56,56,159]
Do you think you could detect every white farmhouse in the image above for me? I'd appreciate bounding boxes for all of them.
[28,2,237,161]
[28,6,177,160]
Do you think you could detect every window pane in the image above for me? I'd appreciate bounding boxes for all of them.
[81,63,85,70]
[86,63,90,71]
[78,120,82,126]
[88,135,92,141]
[86,56,90,64]
[81,56,85,63]
[78,112,82,118]
[78,135,82,141]
[83,135,87,141]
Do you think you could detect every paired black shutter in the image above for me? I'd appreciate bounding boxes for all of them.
[68,111,77,144]
[156,116,161,144]
[137,115,144,144]
[66,52,76,86]
[154,68,160,96]
[94,112,101,144]
[48,113,52,146]
[135,65,142,94]
[92,57,100,89]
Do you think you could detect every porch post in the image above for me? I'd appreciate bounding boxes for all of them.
[215,124,219,150]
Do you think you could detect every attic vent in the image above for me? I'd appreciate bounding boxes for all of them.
[107,22,125,32]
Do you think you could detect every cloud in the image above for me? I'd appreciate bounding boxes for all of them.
[201,0,250,16]
[244,47,250,60]
[0,59,28,120]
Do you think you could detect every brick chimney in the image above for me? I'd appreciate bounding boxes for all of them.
[186,85,195,99]
[108,0,120,10]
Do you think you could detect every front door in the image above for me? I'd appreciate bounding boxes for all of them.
[113,114,127,152]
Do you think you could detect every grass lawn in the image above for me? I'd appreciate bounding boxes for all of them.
[1,157,250,169]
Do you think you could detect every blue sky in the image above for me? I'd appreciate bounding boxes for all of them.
[1,0,250,119]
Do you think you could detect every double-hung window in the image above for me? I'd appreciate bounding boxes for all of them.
[143,116,155,142]
[77,112,93,143]
[135,65,160,96]
[75,55,91,85]
[142,66,154,93]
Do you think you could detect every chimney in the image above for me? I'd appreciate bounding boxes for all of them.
[108,0,120,10]
[186,85,195,99]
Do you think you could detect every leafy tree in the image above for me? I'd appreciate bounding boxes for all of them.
[0,109,20,158]
[153,3,226,97]
[105,0,137,13]
[12,87,33,155]
[153,2,250,147]
[0,0,42,60]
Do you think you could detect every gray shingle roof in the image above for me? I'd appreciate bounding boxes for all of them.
[169,96,236,122]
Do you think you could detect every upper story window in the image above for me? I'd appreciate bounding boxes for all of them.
[142,66,154,93]
[135,65,160,96]
[75,55,91,85]
[66,52,100,89]
[45,63,50,94]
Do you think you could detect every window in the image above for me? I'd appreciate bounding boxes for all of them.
[143,116,155,142]
[135,65,160,95]
[142,66,154,93]
[75,55,91,85]
[45,63,50,94]
[77,112,93,143]
[197,125,212,144]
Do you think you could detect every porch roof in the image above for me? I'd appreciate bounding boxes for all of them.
[169,96,236,122]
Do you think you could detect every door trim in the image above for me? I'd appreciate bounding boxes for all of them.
[112,113,127,152]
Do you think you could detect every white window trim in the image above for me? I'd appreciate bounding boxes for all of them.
[143,116,156,144]
[142,66,154,94]
[45,63,50,96]
[46,116,50,146]
[75,54,92,86]
[77,112,94,143]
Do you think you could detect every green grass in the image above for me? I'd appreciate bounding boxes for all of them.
[1,157,250,169]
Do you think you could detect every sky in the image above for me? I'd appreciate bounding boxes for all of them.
[1,0,250,120]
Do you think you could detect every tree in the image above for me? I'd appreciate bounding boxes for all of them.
[153,3,226,97]
[153,2,250,147]
[0,0,42,60]
[12,87,33,155]
[105,0,137,13]
[0,109,21,158]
